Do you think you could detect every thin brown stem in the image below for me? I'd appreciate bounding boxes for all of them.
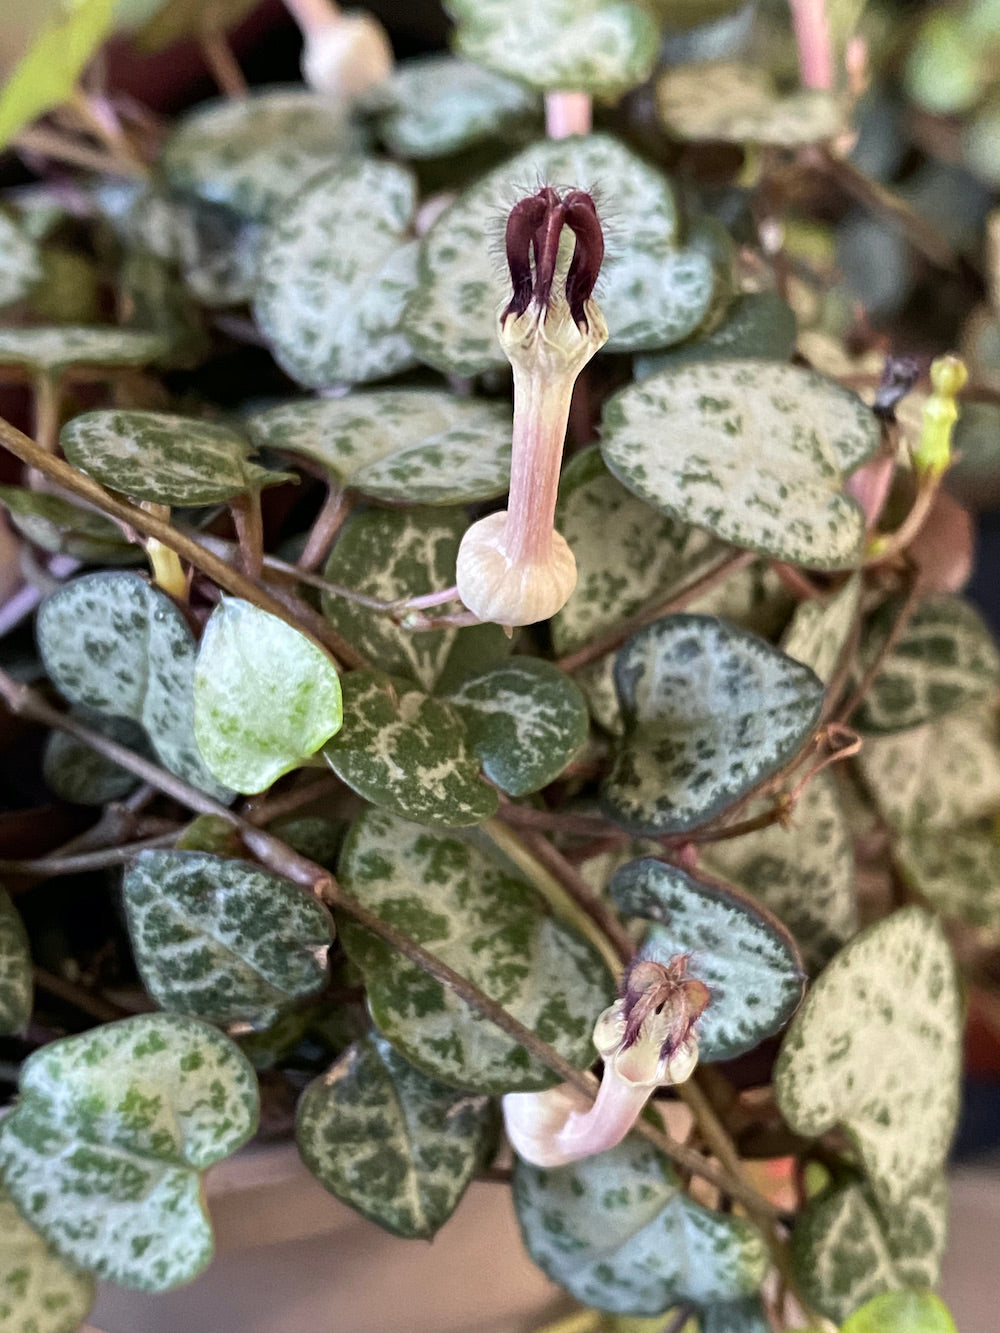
[34,967,130,1024]
[15,125,149,179]
[32,373,61,455]
[494,805,617,839]
[865,470,944,566]
[199,22,249,99]
[231,490,264,581]
[240,774,340,827]
[0,833,178,882]
[297,487,353,572]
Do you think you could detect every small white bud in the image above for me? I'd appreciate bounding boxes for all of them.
[301,12,393,101]
[456,511,577,628]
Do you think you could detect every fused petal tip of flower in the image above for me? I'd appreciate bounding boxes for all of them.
[503,956,709,1168]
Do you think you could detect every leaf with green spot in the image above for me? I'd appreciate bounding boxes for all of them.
[782,574,862,684]
[446,0,658,98]
[0,887,32,1035]
[445,657,588,797]
[0,484,140,564]
[700,1299,770,1333]
[602,615,824,835]
[0,1184,94,1333]
[42,711,150,806]
[61,410,289,507]
[36,571,232,803]
[296,1032,497,1239]
[699,773,858,972]
[895,826,1000,930]
[254,159,419,389]
[634,291,797,379]
[369,55,541,158]
[161,89,362,222]
[656,61,844,144]
[0,325,169,373]
[123,849,333,1027]
[193,598,343,795]
[245,389,511,504]
[403,135,715,376]
[601,360,880,569]
[608,859,804,1060]
[852,594,1000,734]
[513,1135,769,1316]
[324,670,497,827]
[0,1014,259,1291]
[337,808,613,1092]
[841,1290,957,1333]
[0,211,43,308]
[791,1176,948,1326]
[775,907,961,1211]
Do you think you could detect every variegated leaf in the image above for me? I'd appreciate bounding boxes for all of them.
[370,55,541,158]
[0,485,138,564]
[601,360,881,569]
[852,594,1000,733]
[254,160,419,388]
[775,907,961,1211]
[296,1033,496,1238]
[657,61,844,144]
[193,598,343,795]
[446,0,658,98]
[896,826,1000,930]
[634,291,797,379]
[0,210,42,308]
[446,657,588,797]
[42,711,148,806]
[0,325,169,372]
[0,1185,94,1333]
[0,887,32,1034]
[700,773,858,971]
[123,849,333,1027]
[0,1015,259,1290]
[61,410,287,507]
[602,615,824,834]
[700,1298,770,1333]
[245,390,511,504]
[513,1135,768,1316]
[337,808,613,1092]
[608,859,804,1060]
[323,670,497,827]
[404,135,715,375]
[36,572,232,803]
[782,574,862,684]
[161,88,361,222]
[792,1175,948,1325]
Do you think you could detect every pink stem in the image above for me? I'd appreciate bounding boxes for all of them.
[544,92,593,139]
[789,0,834,91]
[504,369,574,564]
[283,0,340,37]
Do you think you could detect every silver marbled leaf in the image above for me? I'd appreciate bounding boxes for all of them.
[0,1185,94,1333]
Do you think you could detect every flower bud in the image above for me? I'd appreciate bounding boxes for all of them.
[915,354,968,477]
[299,10,393,101]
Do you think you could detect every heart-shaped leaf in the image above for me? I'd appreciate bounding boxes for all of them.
[634,292,798,379]
[608,858,804,1060]
[841,1290,957,1333]
[0,1184,94,1333]
[369,55,541,158]
[254,160,419,389]
[782,575,862,684]
[700,773,858,972]
[0,888,32,1035]
[0,485,139,564]
[337,808,613,1091]
[60,410,287,507]
[601,360,879,569]
[193,598,343,795]
[656,62,843,144]
[551,446,725,657]
[296,1032,497,1238]
[446,0,658,98]
[161,88,361,222]
[0,326,169,373]
[245,390,511,504]
[42,711,150,806]
[323,670,498,827]
[791,1176,948,1325]
[0,1014,259,1290]
[896,826,1000,930]
[445,657,588,797]
[513,1135,769,1316]
[852,594,1000,733]
[0,211,42,308]
[36,572,232,802]
[123,849,333,1027]
[775,907,961,1210]
[602,615,824,835]
[404,135,715,375]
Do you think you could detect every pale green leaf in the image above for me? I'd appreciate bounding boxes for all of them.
[0,484,139,563]
[296,1032,496,1238]
[513,1135,769,1315]
[775,907,961,1211]
[446,0,658,98]
[602,615,824,834]
[36,572,232,802]
[123,849,333,1027]
[193,598,343,795]
[634,291,797,379]
[600,360,881,569]
[896,826,1000,930]
[0,210,43,308]
[656,62,844,144]
[323,670,498,827]
[337,808,614,1092]
[0,887,32,1034]
[446,657,588,797]
[0,325,169,372]
[254,159,419,389]
[0,1184,94,1333]
[245,389,511,504]
[608,859,804,1060]
[782,574,862,684]
[0,1014,259,1290]
[841,1289,957,1333]
[43,711,148,805]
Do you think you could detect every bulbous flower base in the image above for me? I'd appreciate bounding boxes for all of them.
[302,15,394,100]
[456,511,577,627]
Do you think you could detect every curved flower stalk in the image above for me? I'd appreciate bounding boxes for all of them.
[504,957,710,1168]
[283,0,393,100]
[456,188,609,627]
